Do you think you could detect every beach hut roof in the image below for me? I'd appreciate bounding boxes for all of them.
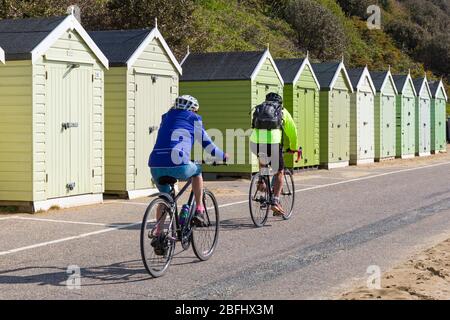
[413,77,432,97]
[392,73,417,96]
[347,66,376,93]
[428,80,448,101]
[275,57,320,89]
[370,70,398,95]
[311,61,353,92]
[0,14,108,68]
[180,49,284,84]
[89,27,182,73]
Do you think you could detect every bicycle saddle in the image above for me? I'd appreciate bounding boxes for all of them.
[157,176,178,186]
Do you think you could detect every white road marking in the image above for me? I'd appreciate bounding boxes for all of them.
[0,217,12,221]
[1,161,449,257]
[114,201,148,207]
[9,216,112,227]
[0,222,141,257]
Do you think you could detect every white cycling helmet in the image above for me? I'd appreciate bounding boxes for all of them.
[174,95,200,112]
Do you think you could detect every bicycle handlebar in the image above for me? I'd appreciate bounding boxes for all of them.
[286,147,303,163]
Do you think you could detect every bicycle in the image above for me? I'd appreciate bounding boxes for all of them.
[140,172,220,278]
[248,149,300,228]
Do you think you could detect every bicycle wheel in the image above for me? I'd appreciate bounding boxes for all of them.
[140,197,176,278]
[279,170,295,220]
[249,173,270,227]
[192,189,220,261]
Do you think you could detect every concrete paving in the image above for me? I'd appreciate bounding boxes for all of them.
[1,148,450,299]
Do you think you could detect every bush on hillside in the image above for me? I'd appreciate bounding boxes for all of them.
[416,34,450,80]
[284,0,347,60]
[385,19,428,53]
[336,0,374,18]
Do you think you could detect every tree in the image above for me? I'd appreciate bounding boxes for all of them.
[284,0,347,60]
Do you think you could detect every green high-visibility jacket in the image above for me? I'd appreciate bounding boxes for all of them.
[250,108,298,151]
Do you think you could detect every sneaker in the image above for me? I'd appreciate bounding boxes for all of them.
[151,233,168,256]
[192,209,208,227]
[271,199,285,217]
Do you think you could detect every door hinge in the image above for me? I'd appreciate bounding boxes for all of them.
[45,71,48,80]
[92,169,95,178]
[135,168,138,176]
[92,74,94,82]
[45,174,48,183]
[135,84,138,92]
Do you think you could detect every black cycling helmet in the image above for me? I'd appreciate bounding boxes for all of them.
[266,92,283,104]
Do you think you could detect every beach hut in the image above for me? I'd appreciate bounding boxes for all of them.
[275,55,321,168]
[0,15,108,212]
[180,49,284,175]
[347,67,376,165]
[393,73,417,159]
[312,61,353,169]
[370,70,398,161]
[0,47,4,63]
[413,77,432,156]
[89,26,182,199]
[429,80,448,153]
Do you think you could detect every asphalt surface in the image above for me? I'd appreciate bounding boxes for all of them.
[1,148,450,300]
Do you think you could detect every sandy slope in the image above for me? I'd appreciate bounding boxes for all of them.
[341,238,450,300]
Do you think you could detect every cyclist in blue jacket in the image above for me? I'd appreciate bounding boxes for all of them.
[149,95,228,227]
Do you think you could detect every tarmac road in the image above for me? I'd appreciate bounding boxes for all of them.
[1,149,450,300]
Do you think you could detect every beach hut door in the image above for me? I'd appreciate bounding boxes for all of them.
[46,64,93,198]
[135,74,172,190]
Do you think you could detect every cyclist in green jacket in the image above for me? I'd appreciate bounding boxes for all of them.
[250,92,299,215]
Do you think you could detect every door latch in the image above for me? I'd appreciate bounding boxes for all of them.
[62,122,79,130]
[149,126,159,135]
[66,182,76,191]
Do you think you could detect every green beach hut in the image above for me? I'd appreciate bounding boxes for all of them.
[275,55,321,168]
[0,15,109,212]
[370,70,398,161]
[393,73,417,159]
[347,67,376,165]
[180,49,284,175]
[429,79,448,153]
[90,26,182,199]
[312,61,353,169]
[413,77,432,156]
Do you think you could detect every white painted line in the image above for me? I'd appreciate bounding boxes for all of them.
[293,161,450,194]
[10,216,111,227]
[115,161,450,211]
[115,201,148,207]
[0,221,141,257]
[0,217,12,221]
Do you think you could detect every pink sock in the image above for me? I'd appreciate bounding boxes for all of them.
[196,204,205,211]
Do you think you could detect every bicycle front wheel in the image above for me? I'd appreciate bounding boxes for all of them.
[140,197,176,278]
[280,170,295,220]
[192,189,220,261]
[249,173,270,227]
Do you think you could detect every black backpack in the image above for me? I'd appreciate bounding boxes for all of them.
[252,101,283,130]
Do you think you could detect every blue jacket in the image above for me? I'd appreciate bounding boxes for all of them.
[149,109,225,168]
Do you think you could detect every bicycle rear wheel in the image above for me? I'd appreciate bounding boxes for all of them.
[249,173,270,227]
[280,170,295,220]
[192,189,220,261]
[140,197,176,278]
